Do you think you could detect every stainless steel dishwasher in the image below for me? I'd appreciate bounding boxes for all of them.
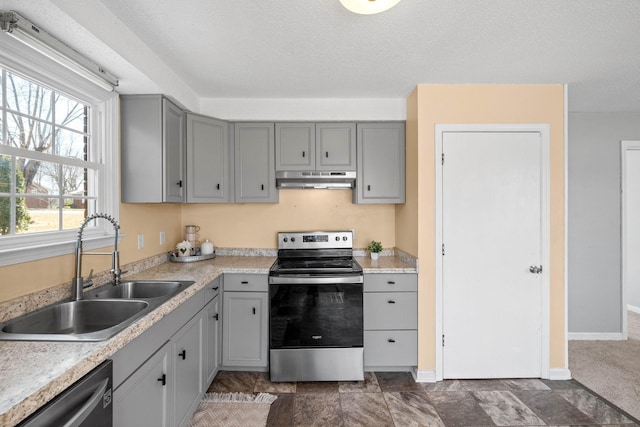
[18,360,113,427]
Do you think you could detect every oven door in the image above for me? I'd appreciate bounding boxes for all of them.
[269,281,363,349]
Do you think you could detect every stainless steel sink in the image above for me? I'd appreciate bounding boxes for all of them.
[0,300,150,342]
[90,280,187,299]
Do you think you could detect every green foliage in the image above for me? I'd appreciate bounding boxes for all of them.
[367,240,383,253]
[0,156,31,235]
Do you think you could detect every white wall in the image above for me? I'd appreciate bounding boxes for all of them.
[199,98,406,121]
[569,113,640,334]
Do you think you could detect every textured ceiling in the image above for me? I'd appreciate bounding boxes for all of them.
[2,0,639,112]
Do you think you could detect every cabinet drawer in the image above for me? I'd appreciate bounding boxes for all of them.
[364,274,417,292]
[204,276,222,303]
[223,274,268,292]
[364,293,417,330]
[364,330,417,367]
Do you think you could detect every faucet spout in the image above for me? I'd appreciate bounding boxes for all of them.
[72,213,121,300]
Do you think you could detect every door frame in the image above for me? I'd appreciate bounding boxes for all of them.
[621,140,640,339]
[434,123,551,380]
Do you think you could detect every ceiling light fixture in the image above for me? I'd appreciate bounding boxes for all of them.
[0,10,119,92]
[339,0,401,15]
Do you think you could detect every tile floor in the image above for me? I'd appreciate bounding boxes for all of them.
[206,371,639,426]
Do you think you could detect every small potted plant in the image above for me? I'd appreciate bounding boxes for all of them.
[176,240,192,257]
[367,240,383,260]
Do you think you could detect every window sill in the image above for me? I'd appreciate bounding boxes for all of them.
[0,234,124,268]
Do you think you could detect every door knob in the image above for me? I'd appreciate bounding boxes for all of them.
[529,265,542,274]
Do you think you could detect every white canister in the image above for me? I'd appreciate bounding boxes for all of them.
[201,240,214,255]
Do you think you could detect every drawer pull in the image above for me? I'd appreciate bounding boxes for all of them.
[252,307,256,315]
[387,281,396,285]
[157,373,166,386]
[388,300,396,304]
[388,338,396,343]
[213,313,219,320]
[241,281,249,284]
[212,286,219,291]
[178,350,186,360]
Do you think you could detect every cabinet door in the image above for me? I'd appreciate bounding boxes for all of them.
[186,114,231,203]
[235,123,278,203]
[316,123,356,171]
[114,342,173,427]
[204,295,221,387]
[275,123,315,170]
[163,98,186,202]
[354,122,406,204]
[174,313,203,427]
[222,292,268,367]
[364,330,417,367]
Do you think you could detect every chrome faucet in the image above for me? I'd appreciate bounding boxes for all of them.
[72,213,122,300]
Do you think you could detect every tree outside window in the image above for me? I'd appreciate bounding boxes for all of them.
[0,67,95,235]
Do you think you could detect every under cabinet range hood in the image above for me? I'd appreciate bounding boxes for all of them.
[275,171,356,189]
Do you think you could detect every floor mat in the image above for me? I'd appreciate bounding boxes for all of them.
[188,392,278,427]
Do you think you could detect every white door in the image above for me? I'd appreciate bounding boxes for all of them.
[622,141,640,331]
[442,131,543,379]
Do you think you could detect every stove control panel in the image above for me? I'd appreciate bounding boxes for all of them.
[278,231,353,250]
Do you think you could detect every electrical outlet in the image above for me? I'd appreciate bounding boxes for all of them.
[137,234,144,249]
[159,231,166,245]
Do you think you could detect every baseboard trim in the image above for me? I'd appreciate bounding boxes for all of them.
[548,368,572,380]
[413,369,436,383]
[568,332,624,341]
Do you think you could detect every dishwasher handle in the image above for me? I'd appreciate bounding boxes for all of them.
[63,377,110,427]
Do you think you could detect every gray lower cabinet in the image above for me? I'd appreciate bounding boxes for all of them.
[234,123,278,203]
[363,273,417,369]
[204,278,222,386]
[354,122,406,204]
[186,114,232,203]
[112,279,221,427]
[121,95,185,203]
[173,313,203,427]
[222,274,269,368]
[114,341,172,427]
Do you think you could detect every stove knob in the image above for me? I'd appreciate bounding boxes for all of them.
[342,236,348,241]
[283,237,288,243]
[335,236,340,241]
[291,237,296,242]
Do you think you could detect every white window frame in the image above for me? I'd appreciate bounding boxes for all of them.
[0,33,119,267]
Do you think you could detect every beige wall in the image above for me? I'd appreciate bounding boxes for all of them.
[399,84,566,372]
[0,192,394,302]
[182,190,395,249]
[0,203,182,302]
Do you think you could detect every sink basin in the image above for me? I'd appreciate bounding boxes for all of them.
[91,280,189,299]
[0,299,150,342]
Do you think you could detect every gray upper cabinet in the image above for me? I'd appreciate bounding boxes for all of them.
[275,122,356,171]
[275,122,315,170]
[186,114,231,203]
[316,123,356,171]
[121,95,185,203]
[354,122,406,204]
[234,123,278,203]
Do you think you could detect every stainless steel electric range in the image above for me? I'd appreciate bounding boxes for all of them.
[269,231,364,382]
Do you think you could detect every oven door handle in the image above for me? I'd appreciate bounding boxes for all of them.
[269,276,363,285]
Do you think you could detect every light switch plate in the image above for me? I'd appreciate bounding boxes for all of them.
[137,234,144,249]
[159,231,166,245]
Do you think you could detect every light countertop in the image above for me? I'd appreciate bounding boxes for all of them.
[0,253,415,426]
